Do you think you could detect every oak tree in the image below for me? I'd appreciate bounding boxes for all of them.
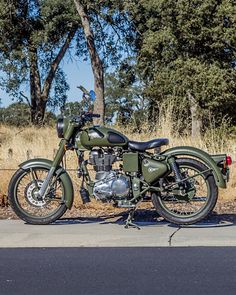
[125,0,236,135]
[0,0,79,125]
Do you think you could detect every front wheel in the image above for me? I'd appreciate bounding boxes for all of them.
[8,167,67,224]
[152,158,218,225]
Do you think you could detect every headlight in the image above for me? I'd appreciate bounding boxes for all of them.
[56,118,64,138]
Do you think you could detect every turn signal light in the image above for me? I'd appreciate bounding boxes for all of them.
[226,156,232,166]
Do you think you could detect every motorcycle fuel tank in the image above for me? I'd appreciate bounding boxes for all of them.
[80,126,129,149]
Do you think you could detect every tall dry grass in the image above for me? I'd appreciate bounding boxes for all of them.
[0,101,236,205]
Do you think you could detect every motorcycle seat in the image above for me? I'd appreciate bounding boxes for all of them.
[128,138,169,152]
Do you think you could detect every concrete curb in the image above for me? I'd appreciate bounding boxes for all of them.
[0,219,236,247]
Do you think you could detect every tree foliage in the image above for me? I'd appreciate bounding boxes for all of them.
[74,1,136,66]
[0,0,235,132]
[105,60,148,129]
[0,0,136,125]
[0,102,56,127]
[73,0,136,125]
[0,0,79,124]
[124,0,236,129]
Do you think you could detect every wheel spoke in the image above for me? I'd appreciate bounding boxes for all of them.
[13,168,64,219]
[30,168,40,190]
[153,159,215,223]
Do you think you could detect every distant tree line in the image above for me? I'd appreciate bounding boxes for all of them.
[0,103,56,127]
[0,0,235,135]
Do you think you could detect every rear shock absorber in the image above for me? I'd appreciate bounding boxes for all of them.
[168,157,182,182]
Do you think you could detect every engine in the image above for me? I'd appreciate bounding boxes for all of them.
[88,149,130,201]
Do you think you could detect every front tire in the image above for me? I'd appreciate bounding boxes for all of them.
[152,158,218,225]
[8,167,67,224]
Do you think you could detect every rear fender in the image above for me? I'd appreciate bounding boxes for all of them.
[211,154,230,182]
[162,146,226,188]
[19,158,74,208]
[211,154,226,165]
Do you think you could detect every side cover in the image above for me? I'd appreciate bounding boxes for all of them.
[141,158,168,183]
[19,158,74,209]
[162,146,226,188]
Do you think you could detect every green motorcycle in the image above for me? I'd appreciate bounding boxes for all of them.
[8,88,231,228]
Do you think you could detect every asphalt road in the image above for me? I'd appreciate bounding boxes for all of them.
[0,247,236,295]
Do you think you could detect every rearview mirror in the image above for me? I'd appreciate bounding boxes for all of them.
[89,90,96,102]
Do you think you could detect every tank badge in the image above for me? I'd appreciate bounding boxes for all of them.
[148,167,158,173]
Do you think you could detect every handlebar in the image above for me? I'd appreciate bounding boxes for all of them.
[91,114,101,118]
[82,112,101,119]
[72,112,101,125]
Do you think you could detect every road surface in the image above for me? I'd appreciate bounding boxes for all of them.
[0,247,236,295]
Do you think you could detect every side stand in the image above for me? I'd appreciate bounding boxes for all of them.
[124,208,140,230]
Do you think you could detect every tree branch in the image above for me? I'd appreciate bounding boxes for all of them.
[29,46,42,98]
[74,0,105,124]
[41,26,78,100]
[20,91,32,109]
[74,0,103,78]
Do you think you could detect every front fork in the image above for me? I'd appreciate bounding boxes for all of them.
[37,139,66,198]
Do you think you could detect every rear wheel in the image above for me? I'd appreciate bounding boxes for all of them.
[8,167,67,224]
[152,158,218,225]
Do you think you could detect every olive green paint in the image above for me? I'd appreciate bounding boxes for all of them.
[131,176,141,199]
[19,158,74,208]
[141,158,168,183]
[64,121,77,140]
[51,139,66,168]
[162,146,226,188]
[211,154,226,163]
[80,126,128,149]
[123,153,139,172]
[18,119,228,211]
[75,131,87,150]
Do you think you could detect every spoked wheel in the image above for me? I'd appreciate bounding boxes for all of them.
[8,167,67,224]
[152,158,218,225]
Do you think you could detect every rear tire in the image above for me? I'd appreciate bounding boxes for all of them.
[152,158,218,225]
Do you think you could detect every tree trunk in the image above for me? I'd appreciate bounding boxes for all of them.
[31,97,47,126]
[29,46,43,125]
[188,91,202,138]
[74,0,104,125]
[28,27,77,125]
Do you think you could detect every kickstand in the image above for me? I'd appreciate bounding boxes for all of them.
[124,208,140,230]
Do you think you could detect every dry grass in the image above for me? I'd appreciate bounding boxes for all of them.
[0,105,236,207]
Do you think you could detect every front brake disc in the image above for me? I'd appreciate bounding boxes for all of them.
[24,181,49,207]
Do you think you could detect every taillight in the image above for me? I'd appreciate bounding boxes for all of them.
[226,156,232,166]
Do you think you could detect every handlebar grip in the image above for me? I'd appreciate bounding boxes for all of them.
[72,113,101,124]
[92,114,101,118]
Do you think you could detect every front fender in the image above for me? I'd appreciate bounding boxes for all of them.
[162,146,226,188]
[19,158,74,208]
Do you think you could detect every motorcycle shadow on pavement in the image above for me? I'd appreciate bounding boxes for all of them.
[54,209,166,227]
[54,209,236,229]
[176,213,236,229]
